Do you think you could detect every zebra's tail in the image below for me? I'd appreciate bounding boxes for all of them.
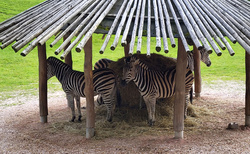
[190,87,193,104]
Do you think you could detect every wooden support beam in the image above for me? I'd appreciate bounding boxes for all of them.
[63,32,72,108]
[84,36,95,139]
[193,45,201,97]
[63,32,72,68]
[124,36,131,57]
[174,38,187,139]
[245,51,250,126]
[38,43,48,123]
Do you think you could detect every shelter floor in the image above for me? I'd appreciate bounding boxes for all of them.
[0,80,249,153]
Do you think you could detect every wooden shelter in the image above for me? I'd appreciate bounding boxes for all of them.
[0,0,250,139]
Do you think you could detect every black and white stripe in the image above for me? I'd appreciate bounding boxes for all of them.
[122,56,194,126]
[94,58,113,70]
[47,57,116,122]
[94,58,114,105]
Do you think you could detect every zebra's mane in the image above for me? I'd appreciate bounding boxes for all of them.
[128,56,150,71]
[137,60,149,70]
[131,56,176,73]
[47,57,72,71]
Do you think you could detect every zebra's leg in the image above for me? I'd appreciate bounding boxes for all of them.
[104,97,115,122]
[190,87,193,104]
[116,88,121,107]
[148,97,157,126]
[109,93,116,122]
[103,88,116,122]
[150,99,156,125]
[96,95,104,106]
[143,97,155,126]
[66,94,75,122]
[139,96,144,109]
[184,94,189,119]
[75,95,82,122]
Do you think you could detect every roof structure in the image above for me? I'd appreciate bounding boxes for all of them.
[0,0,249,58]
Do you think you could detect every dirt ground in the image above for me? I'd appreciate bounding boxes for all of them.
[0,80,250,153]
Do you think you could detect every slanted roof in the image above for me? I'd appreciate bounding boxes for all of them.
[0,0,249,58]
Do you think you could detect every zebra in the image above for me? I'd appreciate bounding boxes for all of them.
[122,56,194,126]
[47,56,117,122]
[186,48,211,102]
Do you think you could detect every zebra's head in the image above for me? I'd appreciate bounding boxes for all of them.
[47,57,56,80]
[122,56,140,84]
[188,49,212,71]
[200,48,211,67]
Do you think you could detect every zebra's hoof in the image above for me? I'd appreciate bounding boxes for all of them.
[148,120,155,126]
[106,113,113,122]
[70,116,76,122]
[106,117,113,122]
[78,116,82,122]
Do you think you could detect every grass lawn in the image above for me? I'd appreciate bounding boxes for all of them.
[0,0,246,100]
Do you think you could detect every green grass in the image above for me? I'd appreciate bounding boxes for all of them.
[201,40,245,81]
[0,1,246,98]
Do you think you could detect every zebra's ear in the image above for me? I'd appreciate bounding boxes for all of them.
[189,50,193,55]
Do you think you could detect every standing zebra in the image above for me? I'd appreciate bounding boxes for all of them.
[122,56,194,126]
[185,48,211,103]
[47,57,117,122]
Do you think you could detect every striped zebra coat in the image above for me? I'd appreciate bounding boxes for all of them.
[122,56,194,126]
[93,58,123,107]
[94,58,113,70]
[94,58,114,104]
[47,57,117,122]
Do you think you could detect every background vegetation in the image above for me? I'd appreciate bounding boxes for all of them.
[0,0,246,99]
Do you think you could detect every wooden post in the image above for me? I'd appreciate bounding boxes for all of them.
[174,38,187,139]
[64,32,73,67]
[84,36,95,138]
[245,51,250,126]
[38,43,48,123]
[63,32,73,107]
[193,45,202,97]
[124,36,131,57]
